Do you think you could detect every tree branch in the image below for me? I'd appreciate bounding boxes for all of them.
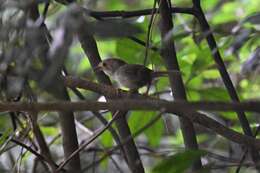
[2,99,260,113]
[158,0,202,169]
[56,111,122,172]
[1,101,260,149]
[28,111,56,172]
[0,133,61,171]
[27,3,81,172]
[78,25,145,172]
[192,0,260,165]
[83,7,194,19]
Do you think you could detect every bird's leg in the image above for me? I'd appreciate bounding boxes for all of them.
[144,82,152,96]
[115,88,125,98]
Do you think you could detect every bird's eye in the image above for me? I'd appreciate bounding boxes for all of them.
[103,62,107,67]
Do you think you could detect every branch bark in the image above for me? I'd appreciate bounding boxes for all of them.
[157,0,202,170]
[2,100,260,149]
[29,111,56,172]
[3,99,260,117]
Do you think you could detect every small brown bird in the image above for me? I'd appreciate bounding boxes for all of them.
[95,58,178,91]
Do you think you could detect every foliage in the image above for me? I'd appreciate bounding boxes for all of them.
[0,0,260,172]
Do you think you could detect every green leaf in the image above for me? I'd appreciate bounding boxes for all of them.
[144,114,164,147]
[199,87,230,101]
[0,115,9,131]
[0,129,12,148]
[77,58,91,74]
[116,38,144,64]
[156,78,170,91]
[191,50,213,72]
[100,129,113,147]
[116,38,162,65]
[97,40,116,58]
[212,2,240,24]
[129,111,164,147]
[186,75,203,89]
[187,90,201,101]
[169,130,184,145]
[41,126,59,136]
[152,150,207,173]
[220,111,239,120]
[201,69,220,79]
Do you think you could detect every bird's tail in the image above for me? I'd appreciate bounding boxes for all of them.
[151,70,180,78]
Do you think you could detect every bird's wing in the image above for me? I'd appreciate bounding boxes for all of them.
[115,64,152,89]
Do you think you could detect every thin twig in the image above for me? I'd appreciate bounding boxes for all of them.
[143,0,157,66]
[192,0,260,166]
[82,111,164,172]
[236,125,260,173]
[84,7,194,18]
[55,111,121,172]
[0,133,60,170]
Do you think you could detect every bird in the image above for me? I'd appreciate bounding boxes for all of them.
[95,58,179,91]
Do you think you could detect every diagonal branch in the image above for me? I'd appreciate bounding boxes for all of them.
[82,111,165,172]
[0,133,60,171]
[192,0,260,165]
[28,111,56,172]
[77,27,145,172]
[55,111,121,172]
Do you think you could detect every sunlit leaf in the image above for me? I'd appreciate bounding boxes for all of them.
[201,69,220,79]
[41,126,59,136]
[77,58,91,74]
[100,129,113,147]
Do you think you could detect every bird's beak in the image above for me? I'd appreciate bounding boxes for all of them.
[94,62,103,72]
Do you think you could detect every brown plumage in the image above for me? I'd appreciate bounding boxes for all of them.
[96,58,178,90]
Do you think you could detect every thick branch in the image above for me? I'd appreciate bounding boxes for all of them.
[1,100,260,149]
[2,99,260,113]
[158,0,202,169]
[78,27,144,172]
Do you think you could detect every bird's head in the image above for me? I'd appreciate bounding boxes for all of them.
[95,58,127,76]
